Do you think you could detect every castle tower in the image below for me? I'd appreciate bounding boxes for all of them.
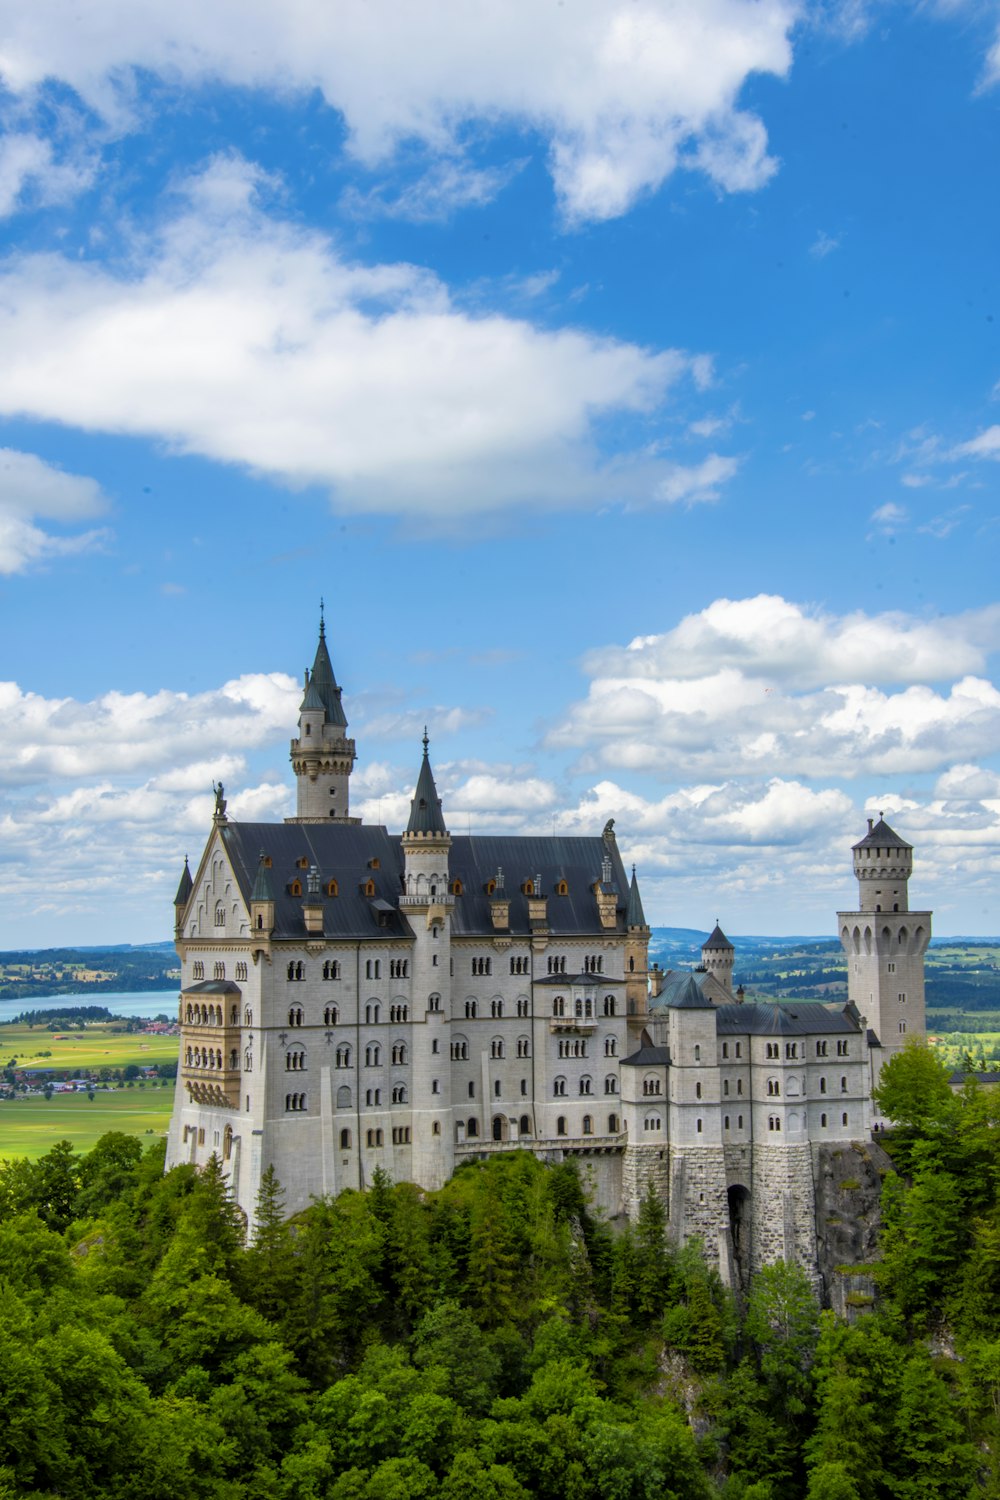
[400,733,455,1188]
[625,865,651,1026]
[701,922,735,996]
[838,815,931,1082]
[287,609,358,823]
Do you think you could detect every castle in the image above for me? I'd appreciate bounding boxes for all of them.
[166,619,931,1285]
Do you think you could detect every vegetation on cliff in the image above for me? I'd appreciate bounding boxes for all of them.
[0,1066,998,1500]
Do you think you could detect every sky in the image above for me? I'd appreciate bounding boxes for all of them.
[1,0,999,948]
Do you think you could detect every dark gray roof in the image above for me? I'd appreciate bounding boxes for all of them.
[174,857,193,907]
[866,1028,881,1049]
[220,823,631,941]
[308,618,348,729]
[300,678,326,713]
[622,1044,671,1068]
[950,1070,1000,1085]
[715,1001,861,1036]
[626,867,647,928]
[181,980,241,995]
[853,817,911,852]
[702,923,732,951]
[405,737,447,836]
[651,972,716,1011]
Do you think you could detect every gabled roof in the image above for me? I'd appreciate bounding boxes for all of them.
[219,823,631,940]
[405,734,447,836]
[702,922,732,951]
[853,817,911,852]
[180,980,242,995]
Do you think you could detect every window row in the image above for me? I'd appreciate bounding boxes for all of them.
[553,1114,620,1137]
[552,1075,617,1097]
[185,1046,238,1071]
[184,1002,240,1026]
[285,1093,307,1111]
[284,960,343,981]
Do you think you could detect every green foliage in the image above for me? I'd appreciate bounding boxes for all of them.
[0,1127,997,1500]
[872,1038,958,1135]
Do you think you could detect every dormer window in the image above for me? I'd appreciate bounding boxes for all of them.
[297,857,309,870]
[485,879,496,895]
[363,879,376,897]
[289,880,302,897]
[555,880,568,896]
[451,878,463,895]
[326,878,338,897]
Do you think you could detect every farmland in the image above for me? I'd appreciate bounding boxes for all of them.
[0,1086,173,1161]
[0,1019,178,1075]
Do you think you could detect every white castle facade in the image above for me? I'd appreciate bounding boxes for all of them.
[166,620,931,1284]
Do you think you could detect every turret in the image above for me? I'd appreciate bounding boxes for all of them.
[851,815,913,912]
[173,856,193,938]
[288,607,358,823]
[625,865,650,1020]
[701,922,735,996]
[249,851,275,956]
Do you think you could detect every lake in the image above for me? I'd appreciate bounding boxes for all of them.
[0,990,179,1020]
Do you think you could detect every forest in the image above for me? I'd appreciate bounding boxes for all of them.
[0,1043,997,1499]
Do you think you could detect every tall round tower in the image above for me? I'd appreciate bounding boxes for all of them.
[287,609,358,823]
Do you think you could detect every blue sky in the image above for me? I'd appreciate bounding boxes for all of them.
[1,0,999,946]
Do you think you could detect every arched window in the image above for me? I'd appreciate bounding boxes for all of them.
[553,996,565,1017]
[579,1076,592,1096]
[335,1044,351,1068]
[582,1114,593,1135]
[324,1004,338,1026]
[516,1036,530,1058]
[841,1075,848,1092]
[608,1113,619,1133]
[603,995,616,1016]
[340,1128,351,1149]
[604,1075,617,1094]
[644,1114,661,1132]
[323,960,340,980]
[465,999,478,1019]
[365,1002,380,1024]
[467,1118,479,1138]
[451,1036,469,1061]
[820,1113,827,1127]
[604,1036,617,1057]
[450,878,463,895]
[842,1112,848,1126]
[214,903,225,927]
[365,1043,381,1067]
[392,1084,407,1104]
[336,1085,351,1108]
[288,1005,303,1027]
[285,1049,306,1072]
[491,999,503,1018]
[517,997,529,1016]
[695,1082,702,1099]
[193,961,204,980]
[553,1076,567,1097]
[556,1116,567,1136]
[491,1037,505,1059]
[428,993,442,1012]
[391,1041,407,1065]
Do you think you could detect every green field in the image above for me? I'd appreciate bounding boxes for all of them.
[0,1086,174,1161]
[0,1020,178,1074]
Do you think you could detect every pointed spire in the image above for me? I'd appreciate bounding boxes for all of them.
[251,851,274,902]
[626,864,647,928]
[703,922,733,951]
[174,855,193,908]
[405,732,447,836]
[308,606,348,728]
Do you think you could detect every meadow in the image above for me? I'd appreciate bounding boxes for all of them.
[0,1085,173,1160]
[0,1020,178,1074]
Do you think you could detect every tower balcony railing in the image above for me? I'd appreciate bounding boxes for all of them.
[549,1017,598,1034]
[455,1131,627,1159]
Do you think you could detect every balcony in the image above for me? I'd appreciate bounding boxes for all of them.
[549,1017,598,1035]
[455,1131,626,1159]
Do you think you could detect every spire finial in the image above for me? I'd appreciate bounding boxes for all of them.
[422,725,429,754]
[319,598,325,639]
[632,863,636,878]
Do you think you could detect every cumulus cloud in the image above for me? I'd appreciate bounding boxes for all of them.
[0,448,111,573]
[868,500,908,537]
[0,672,301,786]
[548,595,1000,781]
[0,131,95,217]
[0,156,729,518]
[0,0,795,222]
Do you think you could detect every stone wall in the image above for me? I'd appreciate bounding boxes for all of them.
[622,1142,669,1219]
[751,1143,819,1287]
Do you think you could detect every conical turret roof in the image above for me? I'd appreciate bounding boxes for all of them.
[626,865,647,928]
[250,852,274,902]
[307,609,348,728]
[174,856,193,907]
[703,922,733,951]
[405,732,448,836]
[853,816,911,852]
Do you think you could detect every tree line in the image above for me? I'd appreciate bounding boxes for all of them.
[0,1040,995,1497]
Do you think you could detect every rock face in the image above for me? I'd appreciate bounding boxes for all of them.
[813,1139,893,1315]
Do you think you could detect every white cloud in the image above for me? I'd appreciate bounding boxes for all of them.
[0,157,728,517]
[0,448,111,573]
[809,229,840,258]
[868,500,907,536]
[953,423,1000,461]
[0,131,94,217]
[342,159,527,223]
[0,0,796,222]
[0,672,300,786]
[548,595,1000,781]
